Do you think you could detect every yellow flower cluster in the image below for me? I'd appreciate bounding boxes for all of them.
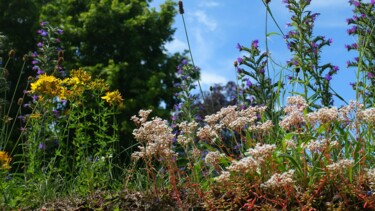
[30,69,122,106]
[30,74,63,98]
[0,151,11,170]
[101,90,123,106]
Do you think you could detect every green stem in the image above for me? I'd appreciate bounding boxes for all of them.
[180,13,206,101]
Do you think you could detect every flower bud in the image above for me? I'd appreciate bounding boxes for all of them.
[8,50,15,58]
[17,98,23,105]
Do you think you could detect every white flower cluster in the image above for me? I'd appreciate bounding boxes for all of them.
[131,109,152,126]
[213,171,230,183]
[285,139,296,149]
[359,108,375,124]
[131,110,176,160]
[302,139,339,153]
[198,105,269,142]
[227,156,259,173]
[280,96,307,131]
[196,125,219,143]
[214,144,276,182]
[306,107,338,125]
[260,170,295,190]
[326,159,353,174]
[205,151,226,166]
[338,100,363,125]
[246,143,276,163]
[177,121,198,146]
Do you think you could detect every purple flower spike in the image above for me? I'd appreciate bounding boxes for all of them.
[368,72,374,79]
[371,0,375,5]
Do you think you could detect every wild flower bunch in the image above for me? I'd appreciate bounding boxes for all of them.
[283,0,340,107]
[346,0,375,107]
[32,21,65,77]
[235,40,281,119]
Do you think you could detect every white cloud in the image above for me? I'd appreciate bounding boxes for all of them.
[165,38,188,53]
[200,71,228,86]
[198,1,220,8]
[191,10,218,31]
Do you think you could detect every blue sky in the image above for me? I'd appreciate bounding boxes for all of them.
[150,0,369,106]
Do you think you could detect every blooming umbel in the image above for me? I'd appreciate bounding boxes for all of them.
[0,151,11,170]
[101,90,123,106]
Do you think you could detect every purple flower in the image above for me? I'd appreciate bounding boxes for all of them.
[328,38,333,44]
[39,143,45,150]
[236,43,243,51]
[282,0,289,3]
[347,26,357,35]
[32,95,38,102]
[32,60,38,65]
[37,69,45,75]
[57,29,64,34]
[325,74,332,81]
[181,59,187,65]
[252,40,259,49]
[259,68,265,74]
[37,42,43,48]
[40,21,48,26]
[237,57,243,64]
[371,0,375,5]
[53,109,60,117]
[245,78,252,87]
[368,72,374,79]
[332,66,339,72]
[353,1,360,7]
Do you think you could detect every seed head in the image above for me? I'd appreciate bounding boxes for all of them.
[178,1,184,14]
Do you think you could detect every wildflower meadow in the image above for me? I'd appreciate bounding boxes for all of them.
[1,0,375,210]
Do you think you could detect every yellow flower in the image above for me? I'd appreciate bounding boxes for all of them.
[70,68,91,84]
[101,90,123,105]
[0,151,11,170]
[30,112,41,119]
[30,74,62,97]
[88,79,109,91]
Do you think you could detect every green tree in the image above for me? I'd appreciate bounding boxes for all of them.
[39,0,185,155]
